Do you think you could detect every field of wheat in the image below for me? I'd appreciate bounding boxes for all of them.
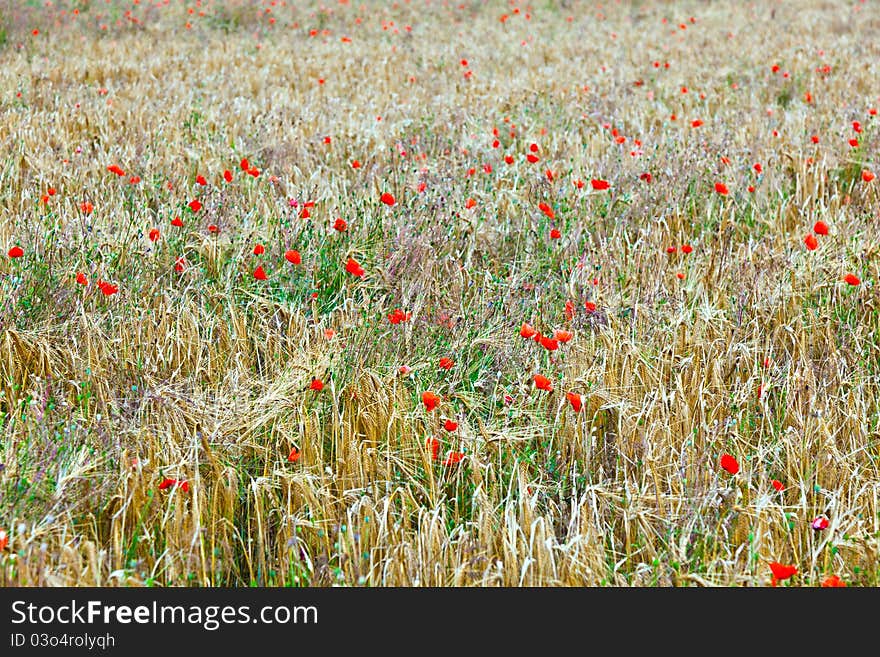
[0,0,878,587]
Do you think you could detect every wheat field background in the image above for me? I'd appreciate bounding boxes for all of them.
[0,0,878,587]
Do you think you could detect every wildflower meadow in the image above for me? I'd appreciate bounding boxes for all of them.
[0,0,878,588]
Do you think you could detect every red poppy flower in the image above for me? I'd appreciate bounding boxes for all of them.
[285,250,301,265]
[769,562,797,582]
[333,218,348,232]
[754,163,763,174]
[107,164,125,176]
[681,244,693,254]
[310,378,324,391]
[771,479,784,492]
[591,179,610,190]
[208,224,219,234]
[844,273,860,286]
[691,119,703,128]
[253,266,267,280]
[388,308,410,324]
[98,281,118,296]
[566,391,582,412]
[804,234,818,250]
[533,374,553,391]
[158,478,188,492]
[188,199,202,212]
[863,170,875,183]
[720,453,739,475]
[520,322,538,339]
[75,272,88,286]
[714,182,729,195]
[171,216,183,227]
[380,192,396,206]
[422,391,440,411]
[426,437,440,461]
[439,357,454,370]
[288,447,301,463]
[346,257,365,277]
[253,243,265,255]
[443,419,458,432]
[196,175,207,186]
[821,575,846,588]
[813,221,829,235]
[585,301,597,313]
[240,158,250,171]
[80,201,94,214]
[539,335,559,351]
[223,169,233,182]
[7,246,23,258]
[0,529,7,551]
[553,329,573,343]
[538,202,555,219]
[351,160,361,169]
[550,228,561,239]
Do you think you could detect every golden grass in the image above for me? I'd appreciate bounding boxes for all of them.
[0,0,878,587]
